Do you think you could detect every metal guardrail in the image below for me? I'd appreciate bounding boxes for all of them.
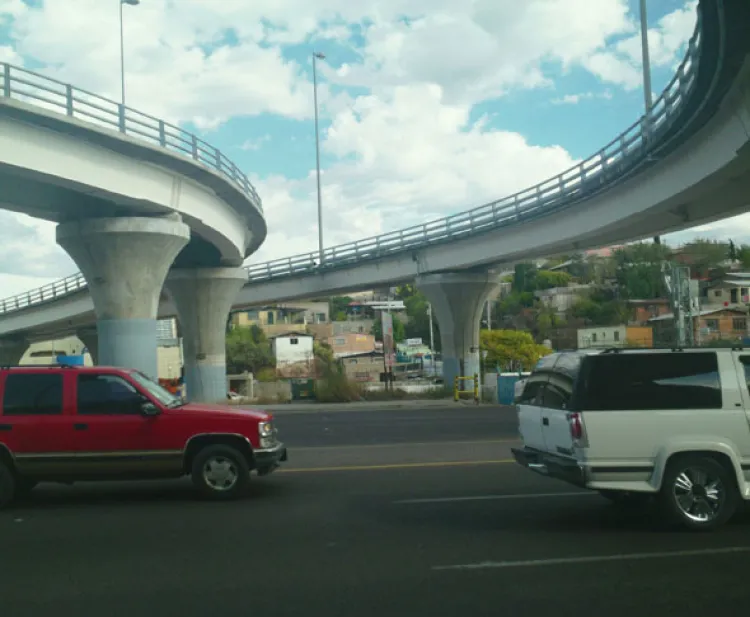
[0,62,263,209]
[0,9,702,316]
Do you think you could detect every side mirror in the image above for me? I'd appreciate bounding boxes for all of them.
[141,402,161,417]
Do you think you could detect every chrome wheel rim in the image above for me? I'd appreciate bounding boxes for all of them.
[202,456,239,492]
[672,466,724,523]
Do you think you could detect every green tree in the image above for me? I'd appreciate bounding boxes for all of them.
[496,291,535,316]
[480,329,551,371]
[312,340,335,376]
[570,297,628,326]
[535,270,573,290]
[329,296,353,321]
[225,326,275,375]
[729,240,738,262]
[678,239,728,277]
[513,262,538,293]
[612,242,672,299]
[394,285,440,349]
[534,307,566,340]
[738,244,750,269]
[371,315,406,342]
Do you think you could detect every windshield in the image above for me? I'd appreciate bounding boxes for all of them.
[130,371,182,407]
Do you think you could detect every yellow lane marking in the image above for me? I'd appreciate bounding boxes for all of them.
[279,459,515,473]
[290,439,520,452]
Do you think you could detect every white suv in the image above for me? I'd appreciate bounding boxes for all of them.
[511,347,750,531]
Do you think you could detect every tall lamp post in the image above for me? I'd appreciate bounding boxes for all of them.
[119,0,140,106]
[639,0,660,245]
[312,51,325,265]
[639,0,653,120]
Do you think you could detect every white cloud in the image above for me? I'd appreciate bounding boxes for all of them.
[582,1,698,89]
[0,0,25,22]
[665,214,750,248]
[0,44,20,64]
[248,82,579,264]
[6,0,312,127]
[0,212,75,281]
[240,135,271,151]
[551,91,613,105]
[0,0,720,303]
[615,1,699,67]
[328,0,634,105]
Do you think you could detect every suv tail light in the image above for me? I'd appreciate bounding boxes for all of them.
[567,412,587,446]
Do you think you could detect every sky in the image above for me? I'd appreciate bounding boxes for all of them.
[0,0,744,299]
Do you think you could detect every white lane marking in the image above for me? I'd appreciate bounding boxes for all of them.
[394,491,595,504]
[432,546,750,571]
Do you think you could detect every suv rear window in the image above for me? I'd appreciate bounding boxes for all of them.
[576,352,722,411]
[2,373,64,415]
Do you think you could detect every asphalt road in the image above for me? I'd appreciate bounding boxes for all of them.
[272,406,519,447]
[2,407,750,617]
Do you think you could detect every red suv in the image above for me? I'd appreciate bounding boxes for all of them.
[0,365,287,507]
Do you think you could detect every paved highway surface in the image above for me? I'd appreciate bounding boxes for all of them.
[272,406,519,447]
[2,406,749,617]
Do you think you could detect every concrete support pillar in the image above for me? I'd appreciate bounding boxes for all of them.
[56,215,190,378]
[77,329,98,365]
[416,272,501,391]
[166,267,246,403]
[0,338,27,366]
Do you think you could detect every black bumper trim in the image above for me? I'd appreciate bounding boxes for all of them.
[254,443,287,470]
[511,447,586,487]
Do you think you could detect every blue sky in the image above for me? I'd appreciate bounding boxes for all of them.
[0,0,740,297]
[189,0,692,179]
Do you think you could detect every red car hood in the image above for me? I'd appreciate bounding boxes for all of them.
[176,402,271,421]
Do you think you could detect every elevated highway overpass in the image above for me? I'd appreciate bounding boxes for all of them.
[0,61,267,398]
[0,0,748,395]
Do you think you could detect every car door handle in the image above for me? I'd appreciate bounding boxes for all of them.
[0,424,11,431]
[542,417,549,426]
[74,423,88,431]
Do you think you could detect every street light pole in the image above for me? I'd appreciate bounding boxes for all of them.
[119,0,140,106]
[639,0,653,117]
[312,51,325,265]
[639,0,660,245]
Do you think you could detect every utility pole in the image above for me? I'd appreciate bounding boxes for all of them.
[662,262,695,346]
[427,302,436,377]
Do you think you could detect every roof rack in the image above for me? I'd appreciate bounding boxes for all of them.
[597,345,746,353]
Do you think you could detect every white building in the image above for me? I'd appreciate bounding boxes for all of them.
[577,325,627,349]
[270,332,314,377]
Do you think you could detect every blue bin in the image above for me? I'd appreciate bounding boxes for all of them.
[496,372,529,405]
[57,354,84,366]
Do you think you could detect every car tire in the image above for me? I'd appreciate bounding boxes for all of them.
[658,455,738,531]
[191,445,250,500]
[14,478,38,498]
[0,461,16,509]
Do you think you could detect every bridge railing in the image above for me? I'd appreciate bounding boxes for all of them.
[0,8,702,313]
[0,63,262,209]
[0,272,87,315]
[245,12,702,283]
